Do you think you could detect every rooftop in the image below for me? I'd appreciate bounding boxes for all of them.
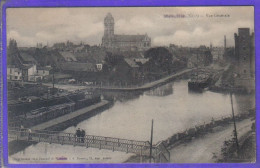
[60,62,96,72]
[60,51,77,61]
[124,58,139,68]
[114,34,149,42]
[19,52,36,63]
[37,66,52,71]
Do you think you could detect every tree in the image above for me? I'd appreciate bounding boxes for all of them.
[7,39,20,65]
[144,47,173,74]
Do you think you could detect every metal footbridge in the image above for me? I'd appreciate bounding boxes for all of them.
[8,127,170,163]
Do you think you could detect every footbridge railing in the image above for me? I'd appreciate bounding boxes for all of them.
[8,127,170,163]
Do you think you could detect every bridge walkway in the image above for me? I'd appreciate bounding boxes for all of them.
[8,127,170,163]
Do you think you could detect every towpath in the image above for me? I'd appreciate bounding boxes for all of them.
[169,118,254,163]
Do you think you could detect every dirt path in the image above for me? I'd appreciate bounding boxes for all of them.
[169,118,254,163]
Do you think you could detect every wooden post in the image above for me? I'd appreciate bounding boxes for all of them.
[140,146,143,163]
[99,140,101,150]
[149,119,154,163]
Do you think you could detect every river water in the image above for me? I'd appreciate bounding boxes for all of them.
[10,80,255,163]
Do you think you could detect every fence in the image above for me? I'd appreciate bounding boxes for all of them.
[8,127,170,163]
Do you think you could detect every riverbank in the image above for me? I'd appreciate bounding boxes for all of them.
[217,129,256,162]
[30,100,111,131]
[124,109,255,163]
[168,118,254,163]
[208,64,255,94]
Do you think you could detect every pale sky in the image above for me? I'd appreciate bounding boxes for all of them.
[6,6,254,47]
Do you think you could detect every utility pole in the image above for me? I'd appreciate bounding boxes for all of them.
[149,119,154,163]
[230,92,239,154]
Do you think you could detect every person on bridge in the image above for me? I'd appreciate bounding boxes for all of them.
[76,128,81,142]
[81,129,86,143]
[28,128,32,140]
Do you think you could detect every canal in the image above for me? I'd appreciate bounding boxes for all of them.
[9,80,255,163]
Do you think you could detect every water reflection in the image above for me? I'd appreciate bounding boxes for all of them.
[102,91,143,102]
[145,83,173,97]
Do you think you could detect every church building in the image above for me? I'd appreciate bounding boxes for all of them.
[101,13,151,51]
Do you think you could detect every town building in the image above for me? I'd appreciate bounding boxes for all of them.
[22,64,37,82]
[101,13,151,51]
[7,65,22,81]
[187,47,213,68]
[234,28,255,91]
[211,47,224,62]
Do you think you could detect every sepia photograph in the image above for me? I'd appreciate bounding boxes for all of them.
[6,6,255,163]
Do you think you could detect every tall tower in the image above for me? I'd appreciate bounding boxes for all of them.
[104,13,114,37]
[234,28,255,92]
[102,13,114,48]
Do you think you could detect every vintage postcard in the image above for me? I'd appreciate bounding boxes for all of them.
[4,6,255,164]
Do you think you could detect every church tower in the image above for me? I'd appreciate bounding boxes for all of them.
[104,13,114,37]
[102,13,114,48]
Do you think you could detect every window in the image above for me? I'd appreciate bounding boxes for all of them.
[243,46,246,50]
[244,69,246,73]
[243,57,246,61]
